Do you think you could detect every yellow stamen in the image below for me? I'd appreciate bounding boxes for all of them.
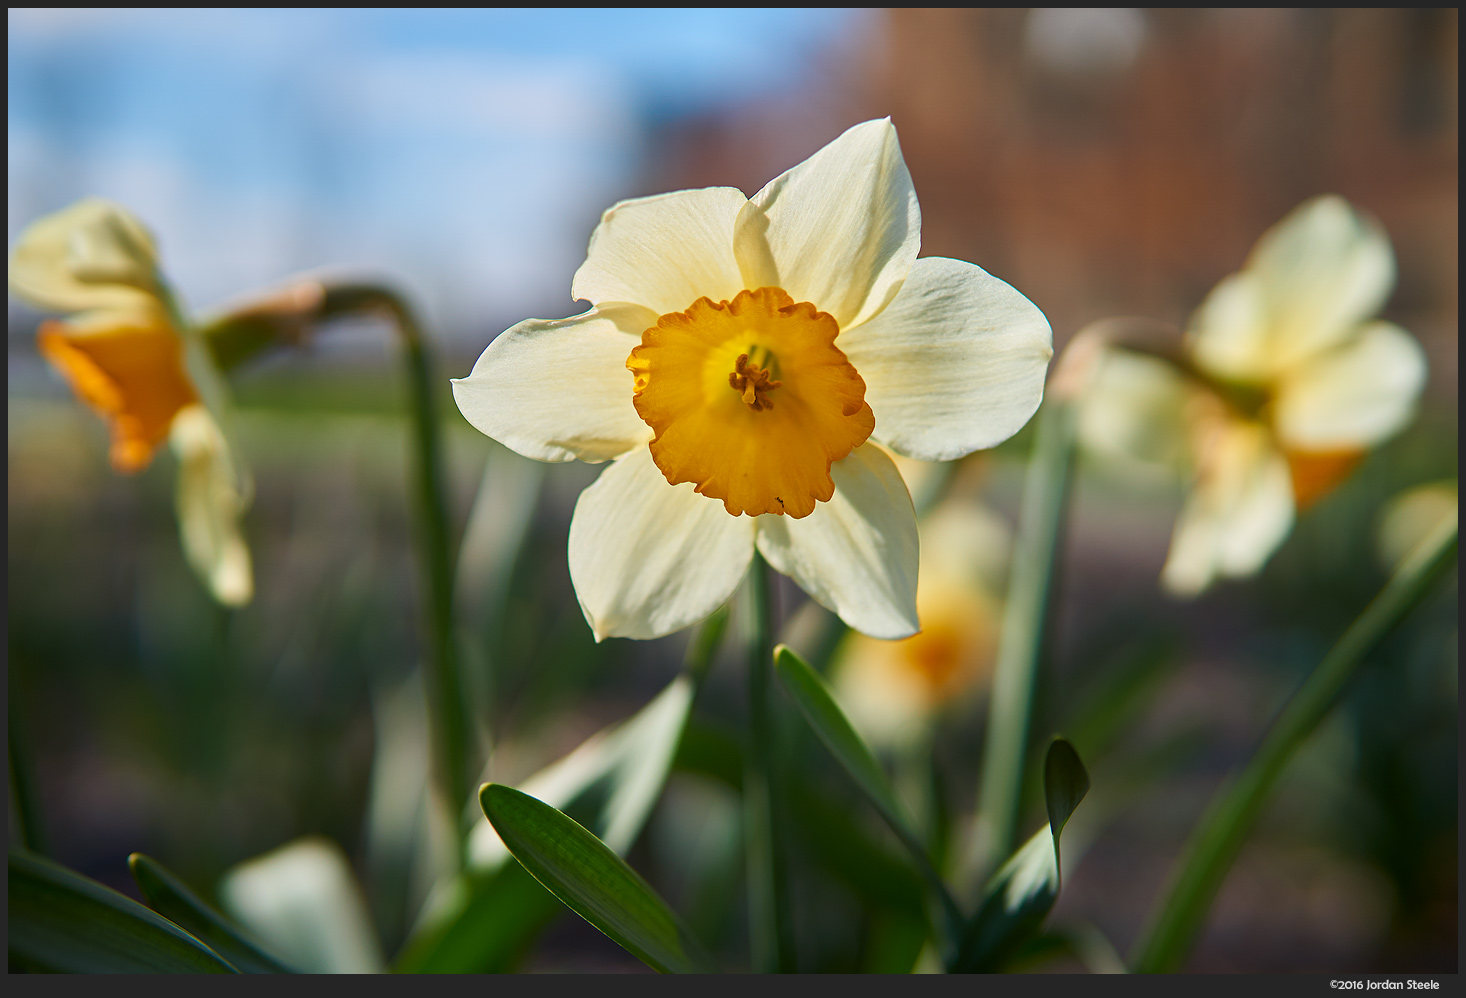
[728,353,783,411]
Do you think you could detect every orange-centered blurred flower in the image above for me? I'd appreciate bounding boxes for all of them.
[1077,196,1427,595]
[833,495,1009,748]
[9,198,253,606]
[453,119,1053,640]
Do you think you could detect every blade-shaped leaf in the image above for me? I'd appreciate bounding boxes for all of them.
[772,644,914,833]
[128,853,295,974]
[401,619,724,975]
[9,850,238,973]
[951,738,1091,973]
[773,643,964,941]
[1045,737,1090,871]
[479,784,719,974]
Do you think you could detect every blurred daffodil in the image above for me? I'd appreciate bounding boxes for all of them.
[9,198,253,606]
[1077,196,1427,596]
[833,494,1010,749]
[454,118,1052,640]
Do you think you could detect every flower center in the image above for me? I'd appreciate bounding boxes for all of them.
[728,351,782,411]
[626,287,874,518]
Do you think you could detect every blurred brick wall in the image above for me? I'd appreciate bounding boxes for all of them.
[646,8,1457,400]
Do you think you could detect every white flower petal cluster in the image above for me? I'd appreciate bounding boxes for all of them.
[1078,196,1427,596]
[455,119,1053,640]
[9,198,254,607]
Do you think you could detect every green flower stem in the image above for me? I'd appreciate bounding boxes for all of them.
[317,285,471,857]
[745,553,796,972]
[973,397,1077,881]
[1131,517,1459,974]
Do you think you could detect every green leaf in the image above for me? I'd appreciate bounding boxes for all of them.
[467,637,716,872]
[773,643,964,943]
[127,853,294,974]
[401,641,722,974]
[951,738,1091,973]
[479,784,719,974]
[9,850,238,973]
[773,644,914,833]
[1044,737,1091,871]
[463,676,692,865]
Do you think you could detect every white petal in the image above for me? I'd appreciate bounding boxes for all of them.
[1186,270,1272,382]
[840,257,1052,460]
[734,118,920,330]
[756,443,919,639]
[568,446,755,640]
[9,197,161,313]
[170,405,253,607]
[1256,196,1395,374]
[451,303,655,463]
[570,187,748,316]
[1271,321,1427,450]
[1161,422,1294,596]
[1075,347,1193,469]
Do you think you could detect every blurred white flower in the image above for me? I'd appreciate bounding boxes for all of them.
[833,496,1010,749]
[454,118,1052,640]
[9,198,254,606]
[1078,196,1427,596]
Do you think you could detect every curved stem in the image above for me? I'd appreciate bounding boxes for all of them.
[1131,518,1458,973]
[319,285,470,859]
[745,554,796,972]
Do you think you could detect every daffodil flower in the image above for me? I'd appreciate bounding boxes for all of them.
[832,490,1010,748]
[453,119,1053,640]
[1078,196,1427,595]
[9,198,254,606]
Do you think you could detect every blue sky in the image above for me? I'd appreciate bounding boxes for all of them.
[8,8,866,343]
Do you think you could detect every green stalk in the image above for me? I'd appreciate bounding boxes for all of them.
[972,398,1077,881]
[191,280,471,853]
[1131,517,1458,973]
[745,554,796,972]
[318,285,471,857]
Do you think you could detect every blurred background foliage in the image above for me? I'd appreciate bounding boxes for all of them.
[8,8,1457,972]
